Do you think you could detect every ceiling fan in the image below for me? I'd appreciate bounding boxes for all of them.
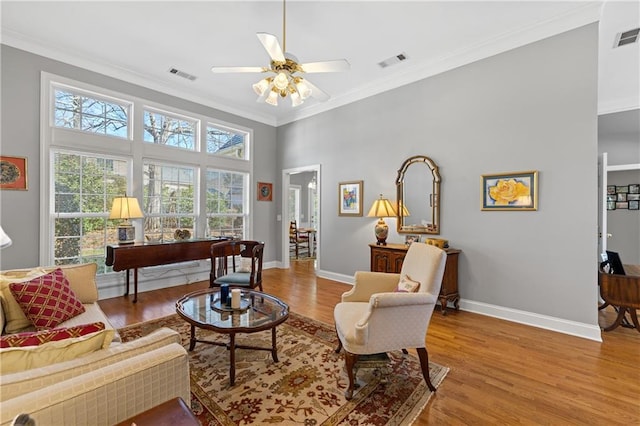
[210,0,350,107]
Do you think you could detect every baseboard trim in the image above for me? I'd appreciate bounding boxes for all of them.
[459,299,602,342]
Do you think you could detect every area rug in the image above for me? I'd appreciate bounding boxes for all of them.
[118,312,448,425]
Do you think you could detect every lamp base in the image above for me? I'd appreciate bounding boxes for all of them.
[117,225,136,245]
[374,219,389,246]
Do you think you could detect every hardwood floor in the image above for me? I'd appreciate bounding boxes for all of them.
[100,259,640,424]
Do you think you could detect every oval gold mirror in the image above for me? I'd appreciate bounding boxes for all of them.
[395,155,440,235]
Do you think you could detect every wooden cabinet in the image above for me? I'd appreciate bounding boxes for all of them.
[369,243,461,314]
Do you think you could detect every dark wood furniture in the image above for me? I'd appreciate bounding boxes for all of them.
[176,288,289,385]
[209,240,264,291]
[369,243,461,314]
[114,397,198,426]
[598,264,640,333]
[106,238,226,302]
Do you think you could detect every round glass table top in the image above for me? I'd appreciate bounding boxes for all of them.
[176,288,289,332]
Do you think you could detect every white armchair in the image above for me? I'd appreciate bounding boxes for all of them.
[334,243,447,399]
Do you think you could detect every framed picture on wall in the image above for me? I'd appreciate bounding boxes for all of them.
[629,184,640,194]
[338,181,363,216]
[481,170,538,211]
[257,182,273,201]
[629,200,639,210]
[0,156,28,190]
[607,185,616,195]
[607,201,616,210]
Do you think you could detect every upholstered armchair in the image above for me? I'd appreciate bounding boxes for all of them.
[334,243,447,399]
[210,240,265,291]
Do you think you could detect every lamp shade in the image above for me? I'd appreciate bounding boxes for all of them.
[109,196,143,245]
[0,225,12,249]
[367,195,397,218]
[109,197,144,220]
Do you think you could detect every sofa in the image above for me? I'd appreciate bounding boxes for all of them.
[0,263,190,426]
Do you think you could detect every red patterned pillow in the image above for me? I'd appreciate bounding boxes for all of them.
[0,322,105,348]
[9,268,86,330]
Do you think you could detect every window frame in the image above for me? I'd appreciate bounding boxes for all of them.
[40,72,254,282]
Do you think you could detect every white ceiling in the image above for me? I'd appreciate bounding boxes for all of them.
[1,1,638,127]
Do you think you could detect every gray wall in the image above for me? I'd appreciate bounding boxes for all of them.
[278,24,599,326]
[0,45,278,268]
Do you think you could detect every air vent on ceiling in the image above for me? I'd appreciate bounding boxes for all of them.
[378,53,408,68]
[168,67,197,81]
[614,28,639,48]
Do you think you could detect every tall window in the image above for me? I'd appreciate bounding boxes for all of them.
[206,169,247,239]
[52,151,129,272]
[143,161,196,241]
[43,74,253,275]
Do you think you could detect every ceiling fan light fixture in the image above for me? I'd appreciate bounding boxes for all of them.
[266,90,279,106]
[273,72,290,91]
[252,77,271,96]
[290,91,303,107]
[295,79,312,99]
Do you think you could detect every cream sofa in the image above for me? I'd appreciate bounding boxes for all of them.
[0,264,190,426]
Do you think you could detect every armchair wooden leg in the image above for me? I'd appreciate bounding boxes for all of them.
[335,338,343,354]
[416,347,436,392]
[344,351,358,400]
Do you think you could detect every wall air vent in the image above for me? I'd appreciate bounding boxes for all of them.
[614,28,639,47]
[378,52,408,68]
[168,67,197,81]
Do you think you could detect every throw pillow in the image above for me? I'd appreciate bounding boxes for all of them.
[9,268,85,331]
[0,267,48,333]
[395,274,421,293]
[0,328,115,375]
[0,322,105,348]
[237,257,253,273]
[43,263,98,303]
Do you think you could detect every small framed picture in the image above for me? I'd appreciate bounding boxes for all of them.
[607,194,617,202]
[481,170,538,211]
[607,201,616,210]
[629,184,640,194]
[616,185,629,194]
[405,234,420,245]
[607,185,616,195]
[257,182,273,201]
[629,200,639,210]
[617,193,627,202]
[615,201,628,209]
[0,156,28,190]
[627,194,640,201]
[338,181,363,216]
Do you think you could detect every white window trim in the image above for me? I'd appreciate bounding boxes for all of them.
[40,72,255,274]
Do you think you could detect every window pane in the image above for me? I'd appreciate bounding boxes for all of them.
[143,162,196,241]
[143,110,195,151]
[206,125,247,159]
[53,89,129,138]
[205,168,246,240]
[53,151,128,266]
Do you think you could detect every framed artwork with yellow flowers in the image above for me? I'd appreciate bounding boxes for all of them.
[481,170,538,211]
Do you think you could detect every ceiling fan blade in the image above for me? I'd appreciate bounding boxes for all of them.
[211,66,267,73]
[257,33,285,63]
[304,79,330,102]
[300,59,350,73]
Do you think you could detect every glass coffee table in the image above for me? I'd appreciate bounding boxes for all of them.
[175,288,289,385]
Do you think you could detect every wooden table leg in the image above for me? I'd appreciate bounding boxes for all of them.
[133,268,138,303]
[271,327,279,362]
[124,269,130,296]
[189,325,196,351]
[229,333,236,385]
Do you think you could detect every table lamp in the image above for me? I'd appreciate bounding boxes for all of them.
[109,195,144,244]
[367,194,398,245]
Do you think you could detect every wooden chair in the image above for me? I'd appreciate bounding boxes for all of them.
[289,220,310,259]
[333,243,447,399]
[209,240,264,291]
[598,270,640,332]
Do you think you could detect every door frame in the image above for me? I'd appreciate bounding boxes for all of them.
[282,164,321,269]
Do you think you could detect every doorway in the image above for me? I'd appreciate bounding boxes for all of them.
[282,165,320,269]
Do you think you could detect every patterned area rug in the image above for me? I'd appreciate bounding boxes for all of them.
[118,312,448,425]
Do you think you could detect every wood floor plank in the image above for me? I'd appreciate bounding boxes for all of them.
[99,259,640,424]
